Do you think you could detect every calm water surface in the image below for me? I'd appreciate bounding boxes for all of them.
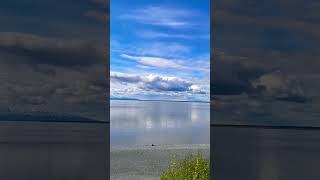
[110,100,209,145]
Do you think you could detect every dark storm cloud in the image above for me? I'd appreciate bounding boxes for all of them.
[212,0,320,50]
[84,0,109,23]
[212,50,269,95]
[211,50,309,102]
[84,11,109,22]
[212,0,320,126]
[212,61,266,95]
[0,0,109,121]
[32,65,57,77]
[214,10,320,41]
[18,96,47,105]
[0,32,105,67]
[90,0,109,6]
[0,65,107,110]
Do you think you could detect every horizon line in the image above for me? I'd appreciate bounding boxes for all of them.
[110,97,210,103]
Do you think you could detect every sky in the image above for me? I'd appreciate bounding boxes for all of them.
[110,0,210,101]
[0,0,109,121]
[211,0,320,126]
[2,0,319,126]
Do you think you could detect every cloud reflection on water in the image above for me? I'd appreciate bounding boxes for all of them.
[110,100,209,145]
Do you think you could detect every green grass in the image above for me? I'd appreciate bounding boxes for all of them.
[160,153,210,180]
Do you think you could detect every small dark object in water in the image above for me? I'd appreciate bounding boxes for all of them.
[152,144,155,146]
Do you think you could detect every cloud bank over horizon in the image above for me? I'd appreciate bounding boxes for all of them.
[111,72,207,100]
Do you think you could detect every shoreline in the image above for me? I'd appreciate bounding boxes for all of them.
[111,143,209,151]
[111,144,209,180]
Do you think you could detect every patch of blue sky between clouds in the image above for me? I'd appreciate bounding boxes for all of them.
[111,0,210,101]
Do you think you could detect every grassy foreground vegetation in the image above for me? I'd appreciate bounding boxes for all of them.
[160,153,210,180]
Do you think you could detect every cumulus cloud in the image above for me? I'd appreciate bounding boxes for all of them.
[253,71,308,103]
[212,51,309,103]
[212,55,268,95]
[111,72,206,94]
[143,74,193,92]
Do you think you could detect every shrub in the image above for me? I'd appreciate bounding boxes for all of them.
[160,153,210,180]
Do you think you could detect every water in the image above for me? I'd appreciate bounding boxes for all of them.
[110,100,210,179]
[110,100,210,145]
[0,121,109,180]
[212,126,320,180]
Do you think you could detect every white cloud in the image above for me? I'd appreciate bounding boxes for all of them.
[135,43,190,57]
[137,30,210,40]
[138,31,194,39]
[143,74,193,92]
[112,41,191,58]
[252,71,308,103]
[121,6,198,28]
[111,72,207,95]
[120,54,208,72]
[120,54,184,69]
[189,85,202,93]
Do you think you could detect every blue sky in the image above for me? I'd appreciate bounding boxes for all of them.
[110,0,210,101]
